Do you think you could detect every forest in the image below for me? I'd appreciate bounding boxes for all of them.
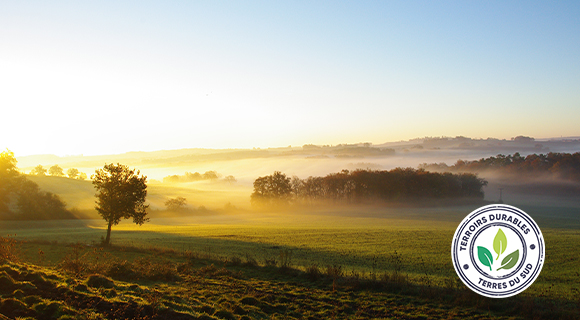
[0,151,73,220]
[419,152,580,181]
[251,169,487,206]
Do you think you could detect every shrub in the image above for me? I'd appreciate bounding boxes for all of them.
[380,270,409,289]
[197,264,241,279]
[106,260,136,280]
[305,264,322,281]
[176,261,194,274]
[86,274,115,289]
[59,244,88,276]
[132,257,179,281]
[279,249,292,268]
[226,256,242,266]
[264,257,277,267]
[324,265,343,278]
[0,235,19,262]
[325,265,343,291]
[243,254,258,267]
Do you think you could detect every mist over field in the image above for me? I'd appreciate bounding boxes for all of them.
[14,136,580,216]
[2,0,580,317]
[3,137,580,319]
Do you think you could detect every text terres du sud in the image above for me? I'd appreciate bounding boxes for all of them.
[459,213,531,252]
[478,263,533,290]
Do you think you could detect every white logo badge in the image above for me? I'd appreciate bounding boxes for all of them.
[451,204,544,298]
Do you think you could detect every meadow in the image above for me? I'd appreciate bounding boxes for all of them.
[2,203,579,310]
[3,147,579,319]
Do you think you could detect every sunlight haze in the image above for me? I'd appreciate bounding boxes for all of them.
[2,4,580,317]
[1,1,579,156]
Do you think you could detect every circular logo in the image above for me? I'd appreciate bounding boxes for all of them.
[451,204,544,298]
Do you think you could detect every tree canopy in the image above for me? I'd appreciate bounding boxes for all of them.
[30,165,47,176]
[49,165,64,177]
[165,196,187,211]
[67,168,79,179]
[420,152,580,181]
[0,150,72,220]
[0,150,22,213]
[251,171,293,207]
[162,170,222,183]
[92,163,149,245]
[252,168,487,207]
[16,179,71,219]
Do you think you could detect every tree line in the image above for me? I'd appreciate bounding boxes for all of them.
[251,169,487,206]
[419,152,580,181]
[30,164,88,180]
[0,150,73,220]
[163,171,236,184]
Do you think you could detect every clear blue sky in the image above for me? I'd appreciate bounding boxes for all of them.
[1,1,579,156]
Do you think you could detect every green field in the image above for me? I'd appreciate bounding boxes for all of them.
[2,204,579,305]
[2,172,580,319]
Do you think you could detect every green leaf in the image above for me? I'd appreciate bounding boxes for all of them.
[477,246,493,271]
[497,250,519,271]
[493,228,507,260]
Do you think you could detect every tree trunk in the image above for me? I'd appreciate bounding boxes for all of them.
[104,221,112,245]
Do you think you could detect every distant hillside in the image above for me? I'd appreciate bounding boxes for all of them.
[25,175,251,219]
[16,136,580,173]
[26,175,97,219]
[420,152,580,182]
[377,135,580,154]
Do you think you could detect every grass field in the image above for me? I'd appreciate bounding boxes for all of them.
[3,172,579,319]
[2,204,579,306]
[1,253,534,320]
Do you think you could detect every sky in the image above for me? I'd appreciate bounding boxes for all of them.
[1,1,579,156]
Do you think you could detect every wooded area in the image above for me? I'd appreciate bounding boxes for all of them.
[0,150,72,220]
[251,168,487,206]
[420,152,580,181]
